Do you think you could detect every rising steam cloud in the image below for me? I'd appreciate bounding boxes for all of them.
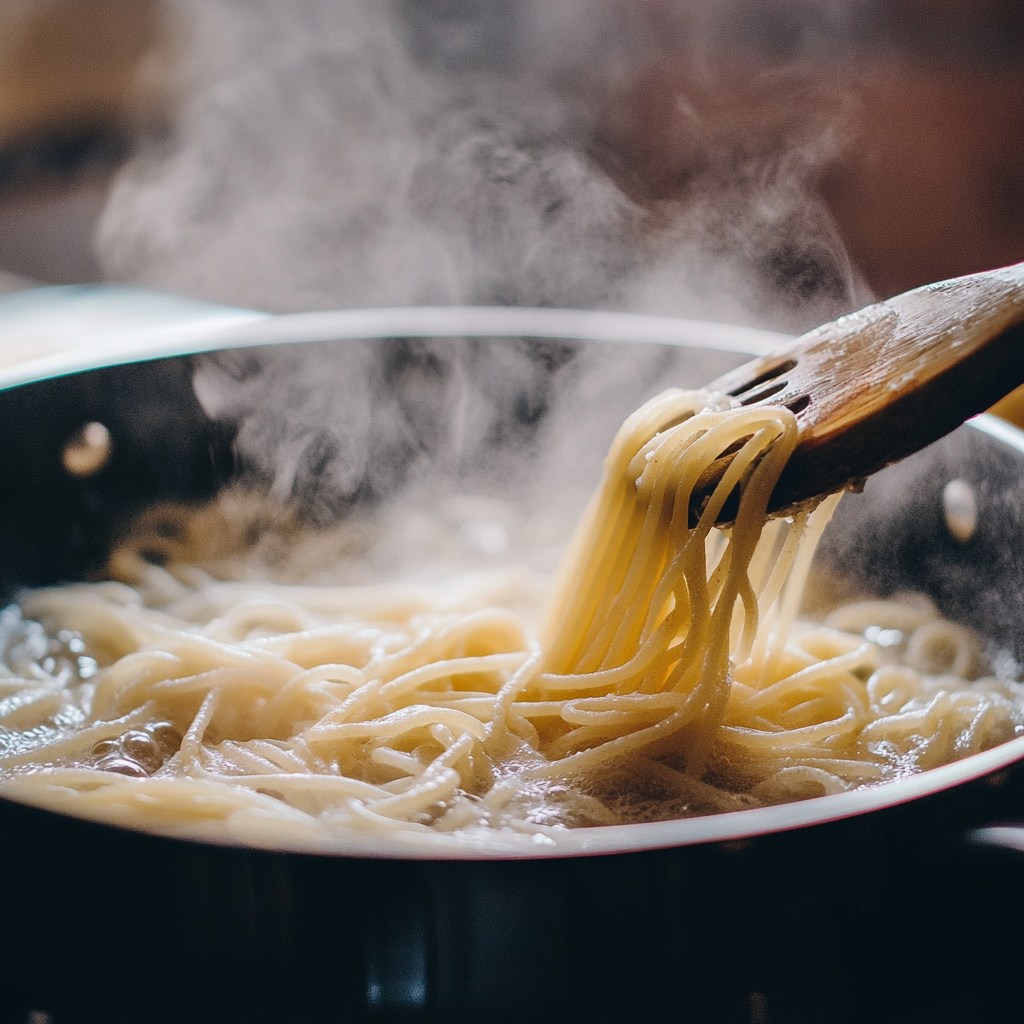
[96,0,868,331]
[97,0,872,540]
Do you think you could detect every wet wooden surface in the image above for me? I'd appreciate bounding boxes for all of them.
[706,262,1024,512]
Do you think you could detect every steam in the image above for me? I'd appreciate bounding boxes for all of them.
[188,330,751,581]
[96,0,867,330]
[96,0,874,551]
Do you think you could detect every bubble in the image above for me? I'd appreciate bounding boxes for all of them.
[97,756,148,778]
[146,721,183,755]
[122,730,164,773]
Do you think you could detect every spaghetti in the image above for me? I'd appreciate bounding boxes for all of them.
[1,390,1021,847]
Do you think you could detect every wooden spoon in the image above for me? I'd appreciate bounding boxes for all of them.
[697,260,1024,520]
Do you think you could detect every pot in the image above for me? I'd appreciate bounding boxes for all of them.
[1,306,1022,1024]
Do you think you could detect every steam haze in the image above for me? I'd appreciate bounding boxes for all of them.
[95,0,876,546]
[96,0,869,331]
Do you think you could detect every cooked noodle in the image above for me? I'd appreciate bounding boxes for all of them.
[1,389,1021,848]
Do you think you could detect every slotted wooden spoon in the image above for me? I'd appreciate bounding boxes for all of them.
[696,260,1024,520]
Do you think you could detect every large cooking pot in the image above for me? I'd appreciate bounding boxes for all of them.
[1,306,1023,1024]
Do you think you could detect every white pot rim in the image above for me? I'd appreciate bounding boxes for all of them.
[0,304,789,392]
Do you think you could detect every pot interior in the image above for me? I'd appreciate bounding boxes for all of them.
[2,309,1024,858]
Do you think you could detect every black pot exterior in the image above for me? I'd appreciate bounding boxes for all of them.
[0,357,234,600]
[2,762,1023,1024]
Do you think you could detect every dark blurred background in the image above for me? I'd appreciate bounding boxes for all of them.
[0,0,162,289]
[0,0,1021,303]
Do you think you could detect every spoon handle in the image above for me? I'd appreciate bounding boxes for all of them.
[704,261,1024,516]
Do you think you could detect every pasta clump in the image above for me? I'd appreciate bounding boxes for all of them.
[1,390,1020,848]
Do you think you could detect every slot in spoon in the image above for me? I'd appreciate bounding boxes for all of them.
[696,260,1024,521]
